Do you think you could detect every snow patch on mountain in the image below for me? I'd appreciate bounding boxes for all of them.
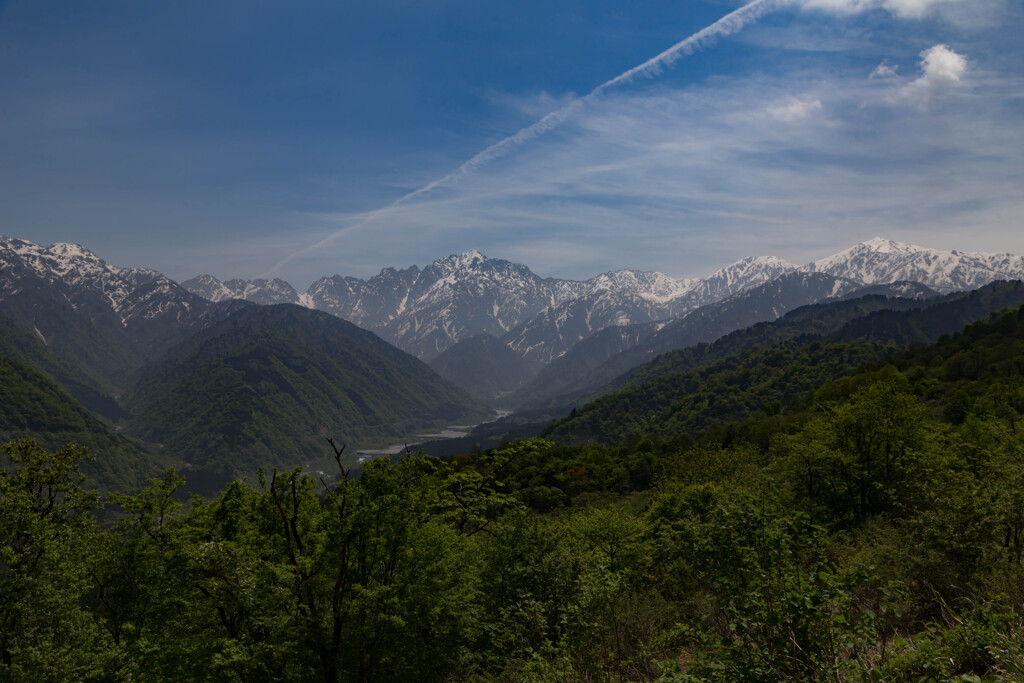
[804,237,1024,294]
[0,235,174,322]
[178,239,1024,364]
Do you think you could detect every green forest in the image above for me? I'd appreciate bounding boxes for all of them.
[4,306,1024,681]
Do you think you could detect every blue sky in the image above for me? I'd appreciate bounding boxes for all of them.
[1,0,1021,287]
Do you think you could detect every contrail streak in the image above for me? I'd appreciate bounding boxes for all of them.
[267,0,790,276]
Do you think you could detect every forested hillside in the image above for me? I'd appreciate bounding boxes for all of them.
[0,311,128,421]
[3,304,1024,681]
[0,353,161,491]
[123,305,489,491]
[544,281,1024,444]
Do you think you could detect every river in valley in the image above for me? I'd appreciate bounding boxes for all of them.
[356,410,513,462]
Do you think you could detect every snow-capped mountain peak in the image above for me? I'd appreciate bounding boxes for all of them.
[178,237,1024,362]
[181,274,302,306]
[860,236,918,253]
[586,269,694,303]
[804,237,1024,294]
[0,234,241,370]
[430,250,490,274]
[683,254,797,305]
[0,236,170,316]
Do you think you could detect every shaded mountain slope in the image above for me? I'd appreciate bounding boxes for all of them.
[428,334,535,402]
[0,236,250,394]
[0,311,128,421]
[124,305,490,490]
[0,352,161,491]
[543,281,1024,445]
[509,272,865,409]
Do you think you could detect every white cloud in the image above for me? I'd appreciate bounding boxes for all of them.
[918,43,968,83]
[261,0,1017,281]
[799,0,961,19]
[277,57,1022,280]
[765,95,823,121]
[899,44,968,105]
[870,61,899,79]
[268,0,788,276]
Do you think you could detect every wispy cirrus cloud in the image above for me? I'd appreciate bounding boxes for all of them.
[765,95,824,121]
[266,0,794,276]
[799,0,959,19]
[278,51,1020,280]
[262,0,1018,282]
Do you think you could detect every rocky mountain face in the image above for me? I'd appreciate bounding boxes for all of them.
[507,271,866,409]
[498,257,795,368]
[186,251,797,360]
[183,238,1024,372]
[543,280,1024,445]
[0,236,245,392]
[15,233,1019,409]
[0,236,492,491]
[803,237,1024,294]
[181,274,302,306]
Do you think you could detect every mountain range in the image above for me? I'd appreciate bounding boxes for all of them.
[0,236,490,490]
[183,251,794,362]
[184,237,1024,401]
[3,232,1024,490]
[543,280,1024,445]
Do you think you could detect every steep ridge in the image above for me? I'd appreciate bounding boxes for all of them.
[0,236,247,393]
[182,238,1024,386]
[508,272,867,409]
[619,280,1019,394]
[181,275,302,305]
[804,237,1024,293]
[499,257,794,367]
[543,280,1024,444]
[0,351,162,491]
[123,304,489,491]
[185,251,796,361]
[0,311,128,421]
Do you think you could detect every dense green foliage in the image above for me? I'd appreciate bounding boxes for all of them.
[517,280,1024,413]
[123,305,489,491]
[5,368,1024,681]
[0,353,161,491]
[0,302,491,494]
[545,340,895,444]
[621,280,1024,392]
[4,299,1024,681]
[545,282,1024,444]
[0,311,128,420]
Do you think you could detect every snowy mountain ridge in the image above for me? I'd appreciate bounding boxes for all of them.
[182,237,1024,360]
[804,237,1024,294]
[6,234,1023,368]
[0,235,176,325]
[184,250,798,359]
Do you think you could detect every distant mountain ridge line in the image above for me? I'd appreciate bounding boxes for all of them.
[184,238,1024,308]
[183,251,798,360]
[4,233,1024,372]
[0,234,494,491]
[3,232,1024,469]
[180,237,1024,360]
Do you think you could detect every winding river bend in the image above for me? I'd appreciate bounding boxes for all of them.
[356,411,513,462]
